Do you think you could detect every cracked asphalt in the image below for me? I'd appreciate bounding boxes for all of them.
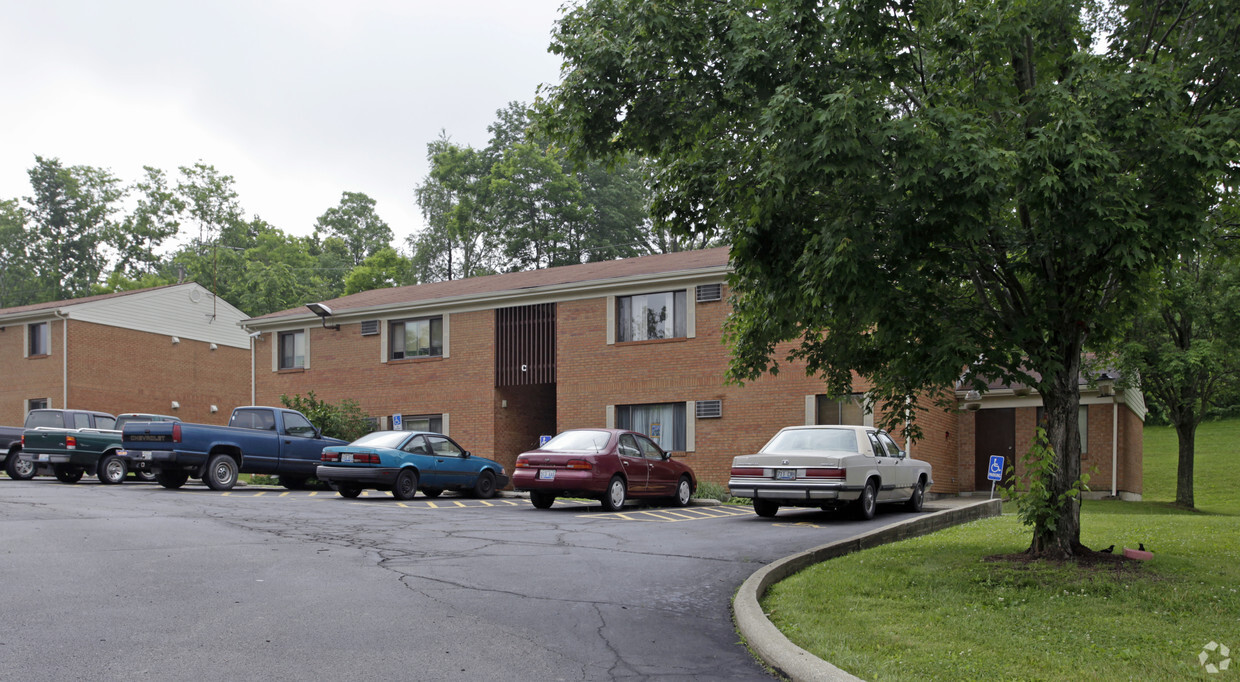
[0,480,916,681]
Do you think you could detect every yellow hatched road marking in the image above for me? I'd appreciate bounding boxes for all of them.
[278,492,290,497]
[425,501,440,508]
[453,501,467,507]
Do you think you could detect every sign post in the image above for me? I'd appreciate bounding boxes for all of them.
[987,454,1004,499]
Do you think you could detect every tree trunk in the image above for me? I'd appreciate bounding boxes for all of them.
[1174,420,1197,508]
[1029,353,1086,558]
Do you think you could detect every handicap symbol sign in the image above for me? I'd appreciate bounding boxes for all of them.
[539,435,553,447]
[987,455,1005,481]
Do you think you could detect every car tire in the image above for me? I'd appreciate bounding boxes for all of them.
[54,465,84,484]
[337,484,362,499]
[421,487,443,498]
[530,492,555,509]
[6,451,36,480]
[97,454,127,485]
[672,476,692,507]
[204,454,239,491]
[391,468,419,500]
[280,476,308,490]
[134,470,157,482]
[753,499,780,518]
[855,479,878,520]
[601,476,626,511]
[472,470,497,499]
[154,468,189,489]
[905,478,926,513]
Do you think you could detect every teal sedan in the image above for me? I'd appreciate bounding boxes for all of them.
[316,431,508,500]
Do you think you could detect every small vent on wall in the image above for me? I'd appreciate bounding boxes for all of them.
[696,284,722,302]
[696,400,722,419]
[360,320,379,336]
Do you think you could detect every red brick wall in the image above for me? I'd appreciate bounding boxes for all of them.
[253,311,501,465]
[0,319,247,426]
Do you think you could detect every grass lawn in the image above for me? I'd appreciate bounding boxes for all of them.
[761,418,1240,681]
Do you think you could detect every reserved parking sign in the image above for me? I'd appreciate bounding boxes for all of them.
[987,455,1004,482]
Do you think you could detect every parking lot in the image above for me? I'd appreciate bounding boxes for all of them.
[1,479,925,680]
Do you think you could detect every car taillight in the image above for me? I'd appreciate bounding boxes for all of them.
[172,423,182,443]
[322,452,339,462]
[66,435,77,450]
[354,453,380,464]
[731,467,764,477]
[565,459,592,470]
[514,459,529,468]
[805,468,846,478]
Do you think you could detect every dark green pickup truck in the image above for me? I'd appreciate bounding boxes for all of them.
[20,410,180,484]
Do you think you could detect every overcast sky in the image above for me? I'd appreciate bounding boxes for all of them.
[0,0,571,246]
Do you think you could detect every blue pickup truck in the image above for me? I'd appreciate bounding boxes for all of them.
[121,406,347,491]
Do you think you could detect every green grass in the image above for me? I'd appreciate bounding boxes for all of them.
[762,418,1240,681]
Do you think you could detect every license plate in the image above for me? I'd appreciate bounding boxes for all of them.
[538,469,555,480]
[38,454,49,462]
[341,453,354,463]
[775,468,796,481]
[138,451,152,460]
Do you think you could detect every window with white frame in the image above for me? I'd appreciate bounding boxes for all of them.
[616,402,686,451]
[28,322,49,356]
[817,393,866,426]
[390,317,443,359]
[616,291,686,342]
[400,414,443,433]
[27,398,48,412]
[278,330,306,369]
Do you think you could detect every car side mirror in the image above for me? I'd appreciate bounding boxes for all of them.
[464,451,472,458]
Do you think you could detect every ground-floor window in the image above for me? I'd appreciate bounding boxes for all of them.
[816,393,867,426]
[616,402,686,452]
[27,398,48,413]
[399,413,443,434]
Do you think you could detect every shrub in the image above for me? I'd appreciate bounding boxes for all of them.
[280,391,375,442]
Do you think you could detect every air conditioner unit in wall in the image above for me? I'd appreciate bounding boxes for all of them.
[696,400,722,419]
[696,284,722,302]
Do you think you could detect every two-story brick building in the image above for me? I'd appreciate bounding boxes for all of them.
[244,247,1145,497]
[0,283,251,427]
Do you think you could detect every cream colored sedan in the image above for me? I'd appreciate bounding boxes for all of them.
[727,425,932,519]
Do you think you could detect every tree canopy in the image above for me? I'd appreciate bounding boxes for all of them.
[540,0,1240,557]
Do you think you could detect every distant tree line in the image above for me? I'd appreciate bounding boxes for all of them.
[0,102,716,316]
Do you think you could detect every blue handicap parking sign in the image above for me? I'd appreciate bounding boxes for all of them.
[539,435,552,447]
[987,455,1005,481]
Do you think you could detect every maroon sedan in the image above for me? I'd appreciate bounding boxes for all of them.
[513,429,697,510]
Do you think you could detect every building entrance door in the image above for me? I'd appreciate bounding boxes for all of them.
[974,408,1015,490]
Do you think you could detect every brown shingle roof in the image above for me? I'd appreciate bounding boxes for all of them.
[252,247,732,321]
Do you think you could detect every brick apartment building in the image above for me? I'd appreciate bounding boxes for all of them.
[244,247,1144,497]
[0,283,251,427]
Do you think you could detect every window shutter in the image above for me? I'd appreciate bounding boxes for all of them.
[695,400,722,419]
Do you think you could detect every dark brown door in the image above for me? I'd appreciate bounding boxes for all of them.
[974,408,1015,490]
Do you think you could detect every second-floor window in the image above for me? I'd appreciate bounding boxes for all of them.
[391,317,443,359]
[617,291,686,342]
[28,322,49,356]
[278,330,306,369]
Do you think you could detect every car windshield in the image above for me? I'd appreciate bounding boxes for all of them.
[542,430,612,452]
[348,431,410,449]
[762,429,858,453]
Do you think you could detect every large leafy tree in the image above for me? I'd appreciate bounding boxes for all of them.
[1117,197,1240,509]
[312,191,393,267]
[112,166,184,277]
[343,247,416,295]
[410,135,502,282]
[541,0,1240,558]
[23,156,125,301]
[0,199,37,307]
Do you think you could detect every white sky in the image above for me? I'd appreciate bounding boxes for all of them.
[0,0,571,247]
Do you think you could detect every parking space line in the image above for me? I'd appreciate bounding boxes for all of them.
[425,501,440,508]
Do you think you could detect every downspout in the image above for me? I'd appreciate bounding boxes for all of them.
[249,331,257,407]
[53,310,69,408]
[1111,392,1118,497]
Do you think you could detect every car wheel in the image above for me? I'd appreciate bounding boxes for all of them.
[391,468,419,500]
[672,476,692,507]
[134,470,157,482]
[472,470,497,499]
[204,454,239,491]
[530,492,555,509]
[601,476,626,511]
[154,469,189,489]
[905,478,926,512]
[337,484,362,499]
[280,476,308,490]
[855,479,878,520]
[753,499,780,518]
[97,454,127,485]
[54,465,84,484]
[6,452,36,480]
[421,487,443,498]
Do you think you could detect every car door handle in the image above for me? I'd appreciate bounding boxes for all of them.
[283,440,292,445]
[622,461,629,466]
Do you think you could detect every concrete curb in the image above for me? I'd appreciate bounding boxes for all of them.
[732,499,1002,681]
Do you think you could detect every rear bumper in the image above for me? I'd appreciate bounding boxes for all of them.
[316,465,401,487]
[727,479,864,503]
[512,468,604,495]
[122,449,207,471]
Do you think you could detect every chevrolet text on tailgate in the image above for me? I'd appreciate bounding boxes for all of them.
[121,406,346,491]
